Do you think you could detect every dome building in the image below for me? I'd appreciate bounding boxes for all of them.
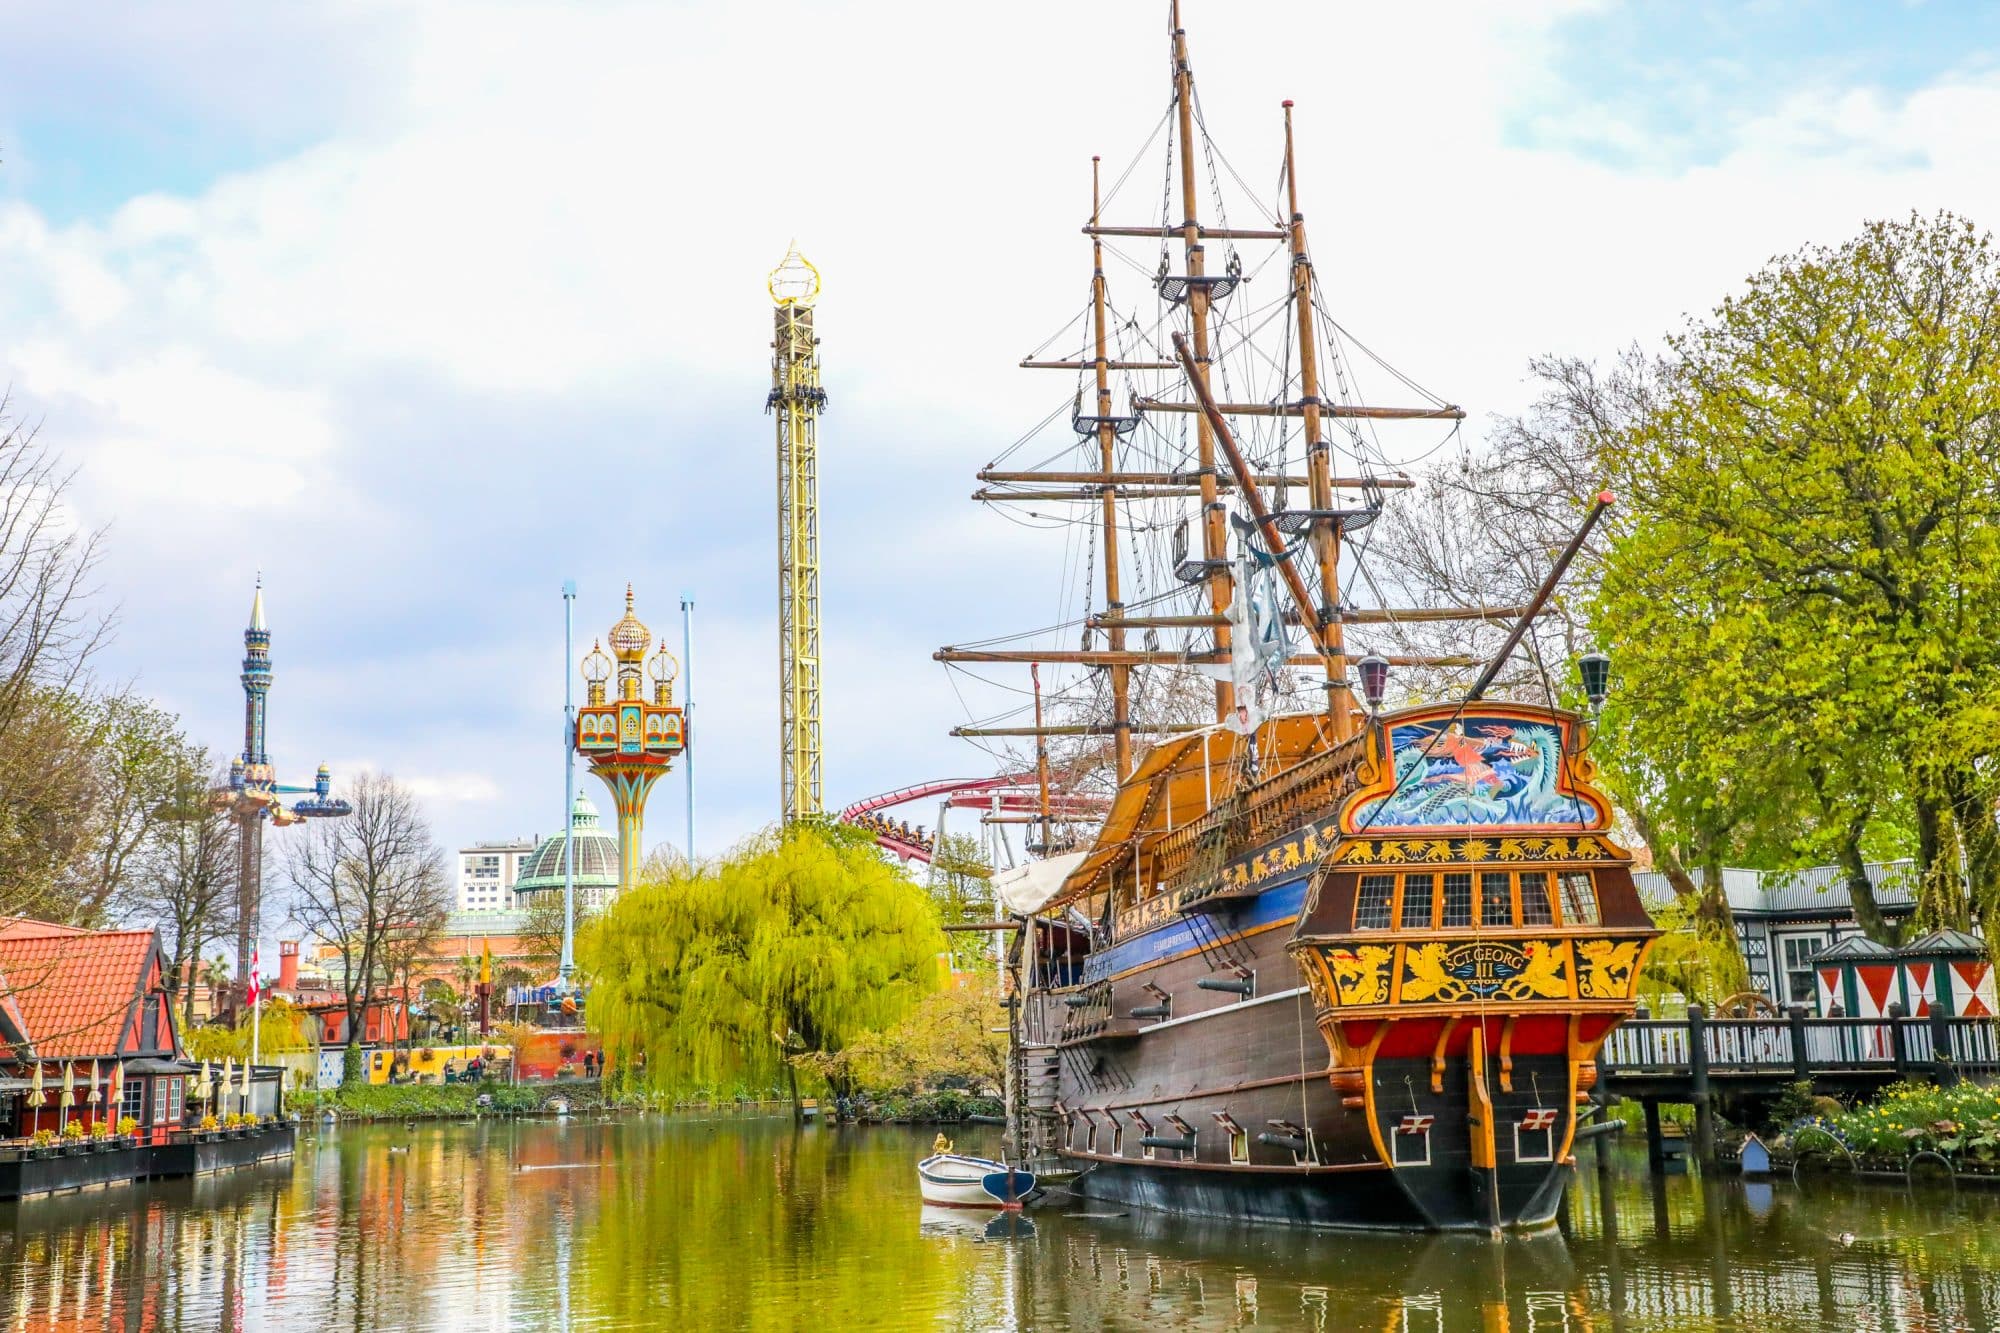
[513,793,622,912]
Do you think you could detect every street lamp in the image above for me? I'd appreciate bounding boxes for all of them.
[1357,654,1391,713]
[1578,651,1612,711]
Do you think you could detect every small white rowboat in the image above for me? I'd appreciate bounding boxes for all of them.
[917,1152,1037,1209]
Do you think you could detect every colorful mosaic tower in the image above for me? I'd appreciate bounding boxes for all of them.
[576,586,685,894]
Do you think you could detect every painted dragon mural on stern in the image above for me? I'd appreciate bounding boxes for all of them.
[1359,717,1596,831]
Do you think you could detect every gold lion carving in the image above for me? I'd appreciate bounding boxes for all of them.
[1576,939,1642,999]
[1326,945,1395,1006]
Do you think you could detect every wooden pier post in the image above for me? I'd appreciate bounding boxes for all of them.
[1787,1004,1811,1082]
[1930,1003,1957,1087]
[1687,1003,1716,1169]
[1643,1099,1665,1174]
[1887,1001,1910,1080]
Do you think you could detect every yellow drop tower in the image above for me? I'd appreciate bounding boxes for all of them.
[768,245,824,823]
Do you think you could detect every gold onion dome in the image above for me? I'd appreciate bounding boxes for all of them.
[607,584,651,663]
[768,242,820,307]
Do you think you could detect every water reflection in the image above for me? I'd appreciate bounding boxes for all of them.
[3,1120,2000,1330]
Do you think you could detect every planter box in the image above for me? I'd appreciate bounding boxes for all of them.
[0,1144,149,1200]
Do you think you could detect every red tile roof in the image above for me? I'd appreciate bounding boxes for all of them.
[0,918,90,941]
[0,928,158,1061]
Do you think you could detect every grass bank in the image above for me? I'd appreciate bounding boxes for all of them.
[294,1081,660,1121]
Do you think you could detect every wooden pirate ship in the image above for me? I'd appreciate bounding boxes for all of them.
[939,3,1659,1232]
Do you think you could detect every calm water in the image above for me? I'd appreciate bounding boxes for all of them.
[4,1118,2000,1331]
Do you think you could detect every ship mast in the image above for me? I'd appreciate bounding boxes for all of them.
[1088,156,1135,782]
[1283,99,1353,740]
[1169,0,1232,722]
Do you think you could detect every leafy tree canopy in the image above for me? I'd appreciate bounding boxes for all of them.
[1593,212,2000,943]
[583,822,945,1099]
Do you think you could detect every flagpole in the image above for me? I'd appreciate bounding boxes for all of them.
[561,579,577,990]
[249,947,261,1112]
[681,591,695,866]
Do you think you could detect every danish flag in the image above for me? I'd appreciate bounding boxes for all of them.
[1521,1108,1560,1131]
[245,949,262,1007]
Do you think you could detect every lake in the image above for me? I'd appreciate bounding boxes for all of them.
[3,1116,1999,1330]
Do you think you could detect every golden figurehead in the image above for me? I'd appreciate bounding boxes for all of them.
[575,585,685,893]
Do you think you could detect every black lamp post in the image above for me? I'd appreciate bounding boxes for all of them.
[1578,651,1612,710]
[1357,654,1391,713]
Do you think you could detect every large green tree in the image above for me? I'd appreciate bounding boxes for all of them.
[1596,212,2000,943]
[583,822,944,1108]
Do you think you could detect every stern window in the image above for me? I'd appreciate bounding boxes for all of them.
[1441,874,1474,928]
[1558,872,1600,926]
[1399,875,1435,930]
[1354,875,1395,931]
[1519,872,1555,926]
[1480,872,1513,927]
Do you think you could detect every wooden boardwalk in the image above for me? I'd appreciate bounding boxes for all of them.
[1597,1003,2000,1170]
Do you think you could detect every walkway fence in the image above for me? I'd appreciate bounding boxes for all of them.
[1602,1006,2000,1084]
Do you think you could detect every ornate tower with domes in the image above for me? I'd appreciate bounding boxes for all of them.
[216,580,352,1018]
[576,585,685,895]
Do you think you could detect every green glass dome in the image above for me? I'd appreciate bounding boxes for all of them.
[514,793,621,899]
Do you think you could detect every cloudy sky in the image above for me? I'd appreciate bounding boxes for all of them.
[3,0,1997,882]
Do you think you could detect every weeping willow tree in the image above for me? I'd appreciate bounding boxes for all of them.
[583,822,944,1109]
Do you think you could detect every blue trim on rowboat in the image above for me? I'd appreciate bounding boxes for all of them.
[981,1170,1036,1202]
[1083,876,1310,983]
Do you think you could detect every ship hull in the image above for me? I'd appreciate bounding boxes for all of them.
[1069,1156,1572,1233]
[1029,899,1586,1232]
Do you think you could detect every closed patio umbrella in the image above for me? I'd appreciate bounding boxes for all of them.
[192,1060,210,1103]
[60,1061,74,1108]
[109,1061,125,1119]
[87,1058,101,1104]
[221,1057,235,1112]
[27,1061,44,1107]
[239,1055,253,1115]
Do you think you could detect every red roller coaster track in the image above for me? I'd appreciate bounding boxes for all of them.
[838,775,1106,865]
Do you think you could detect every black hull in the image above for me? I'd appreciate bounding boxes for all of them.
[1070,1156,1572,1234]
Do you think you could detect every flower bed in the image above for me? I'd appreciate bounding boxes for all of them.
[1778,1080,2000,1174]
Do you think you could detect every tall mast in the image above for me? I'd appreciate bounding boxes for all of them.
[1170,0,1232,722]
[1283,100,1354,741]
[1032,664,1053,852]
[1089,157,1135,782]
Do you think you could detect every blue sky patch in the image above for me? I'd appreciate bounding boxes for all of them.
[1510,0,2000,171]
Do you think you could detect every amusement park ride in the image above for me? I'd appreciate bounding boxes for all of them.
[769,245,825,826]
[216,581,352,1013]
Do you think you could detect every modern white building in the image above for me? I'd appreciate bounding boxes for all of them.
[456,837,538,913]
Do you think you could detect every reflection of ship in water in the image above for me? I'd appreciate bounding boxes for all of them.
[1020,1204,1581,1331]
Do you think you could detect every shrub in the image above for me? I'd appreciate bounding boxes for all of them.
[116,1117,138,1136]
[90,1119,112,1138]
[61,1121,84,1140]
[200,1115,219,1132]
[31,1129,56,1147]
